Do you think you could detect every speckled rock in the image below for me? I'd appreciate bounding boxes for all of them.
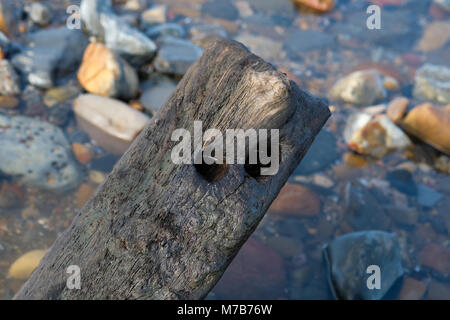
[344,113,411,158]
[11,28,88,89]
[323,231,403,300]
[0,115,81,191]
[413,64,450,104]
[330,70,387,106]
[0,59,19,96]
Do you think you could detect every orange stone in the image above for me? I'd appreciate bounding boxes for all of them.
[292,0,335,13]
[419,243,450,275]
[269,183,320,217]
[402,103,450,155]
[398,277,427,300]
[71,143,94,164]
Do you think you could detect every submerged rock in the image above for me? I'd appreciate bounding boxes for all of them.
[416,21,450,52]
[292,0,335,13]
[0,115,81,191]
[145,23,185,40]
[268,183,321,217]
[0,0,13,35]
[413,64,450,104]
[73,94,150,155]
[330,70,387,106]
[387,97,409,124]
[323,231,403,300]
[11,28,88,89]
[344,113,411,158]
[0,59,19,96]
[402,103,450,155]
[154,37,203,76]
[29,2,51,27]
[80,0,157,66]
[8,249,48,280]
[77,42,139,100]
[419,243,450,276]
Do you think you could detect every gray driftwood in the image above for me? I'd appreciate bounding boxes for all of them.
[15,38,330,300]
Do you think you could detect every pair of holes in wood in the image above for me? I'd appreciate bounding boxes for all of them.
[194,140,281,183]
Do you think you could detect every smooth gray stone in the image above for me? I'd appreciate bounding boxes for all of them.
[0,115,81,191]
[323,231,404,300]
[154,37,203,75]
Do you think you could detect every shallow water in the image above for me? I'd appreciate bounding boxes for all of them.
[0,0,449,300]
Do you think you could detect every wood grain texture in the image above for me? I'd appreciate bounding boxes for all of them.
[15,38,330,300]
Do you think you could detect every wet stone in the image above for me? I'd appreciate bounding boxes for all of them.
[11,28,89,89]
[413,64,450,104]
[323,230,404,300]
[386,169,417,196]
[145,23,185,40]
[0,115,81,191]
[294,130,338,175]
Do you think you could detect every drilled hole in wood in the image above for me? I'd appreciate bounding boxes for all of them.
[194,149,229,182]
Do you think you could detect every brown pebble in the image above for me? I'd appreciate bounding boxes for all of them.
[387,97,409,124]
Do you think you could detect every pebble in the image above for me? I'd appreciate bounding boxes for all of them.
[268,183,321,217]
[145,23,185,40]
[213,238,286,299]
[73,94,150,155]
[140,75,177,116]
[416,21,450,52]
[292,0,335,13]
[89,170,107,185]
[344,113,411,158]
[8,249,48,280]
[323,231,403,300]
[417,184,443,208]
[419,243,450,276]
[402,103,450,155]
[0,95,18,109]
[387,97,409,124]
[0,115,82,191]
[80,0,157,67]
[72,143,94,165]
[413,64,450,104]
[154,37,203,76]
[141,5,167,26]
[11,27,89,89]
[43,84,80,107]
[77,42,139,100]
[386,169,417,196]
[0,59,19,96]
[398,277,427,300]
[29,2,51,27]
[330,70,387,106]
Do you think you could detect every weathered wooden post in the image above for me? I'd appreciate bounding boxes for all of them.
[15,38,330,300]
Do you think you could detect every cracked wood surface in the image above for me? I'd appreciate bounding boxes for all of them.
[15,38,330,300]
